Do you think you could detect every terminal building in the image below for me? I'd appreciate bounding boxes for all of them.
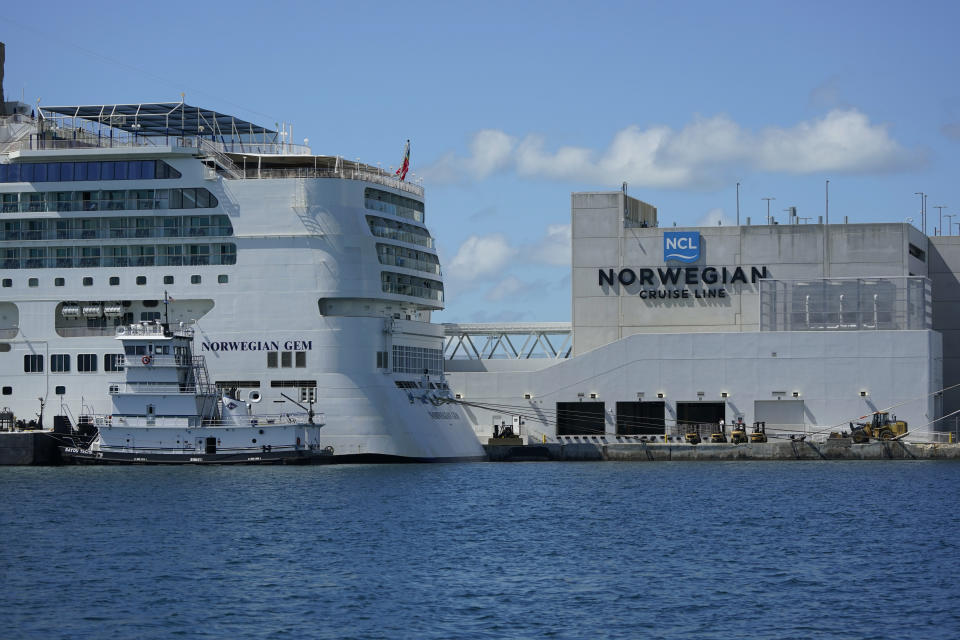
[445,191,960,441]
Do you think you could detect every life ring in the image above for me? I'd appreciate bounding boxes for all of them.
[142,355,152,365]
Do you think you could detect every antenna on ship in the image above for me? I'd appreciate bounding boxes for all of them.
[162,290,172,334]
[280,392,316,425]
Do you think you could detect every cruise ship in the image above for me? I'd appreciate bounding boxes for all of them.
[0,75,485,461]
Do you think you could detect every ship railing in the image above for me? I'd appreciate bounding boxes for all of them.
[108,382,215,395]
[381,282,444,302]
[54,327,119,337]
[369,225,435,249]
[125,354,192,367]
[117,323,173,338]
[377,253,442,275]
[233,166,424,196]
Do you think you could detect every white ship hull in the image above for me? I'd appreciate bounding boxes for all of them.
[0,102,486,462]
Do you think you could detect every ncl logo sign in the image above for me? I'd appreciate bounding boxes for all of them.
[663,231,700,263]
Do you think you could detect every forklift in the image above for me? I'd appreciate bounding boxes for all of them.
[730,417,748,444]
[709,420,727,443]
[684,423,702,445]
[749,421,768,443]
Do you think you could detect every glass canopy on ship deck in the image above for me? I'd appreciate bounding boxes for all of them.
[33,102,424,196]
[37,102,287,153]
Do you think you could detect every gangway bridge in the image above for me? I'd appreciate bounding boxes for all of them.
[442,322,572,360]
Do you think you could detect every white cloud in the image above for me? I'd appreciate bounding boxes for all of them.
[446,233,517,281]
[527,224,571,266]
[485,276,542,302]
[424,109,919,188]
[446,224,571,287]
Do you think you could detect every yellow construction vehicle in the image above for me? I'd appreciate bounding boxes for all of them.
[709,421,727,443]
[850,412,908,443]
[749,421,768,443]
[730,418,748,444]
[685,423,702,445]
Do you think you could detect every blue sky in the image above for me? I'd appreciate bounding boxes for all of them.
[3,1,959,322]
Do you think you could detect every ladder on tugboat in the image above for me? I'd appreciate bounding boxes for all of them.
[191,356,214,394]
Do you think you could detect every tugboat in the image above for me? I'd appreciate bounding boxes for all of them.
[60,321,331,464]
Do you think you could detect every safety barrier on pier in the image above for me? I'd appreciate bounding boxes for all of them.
[442,322,572,360]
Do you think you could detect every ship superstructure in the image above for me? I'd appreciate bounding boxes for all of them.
[0,99,485,461]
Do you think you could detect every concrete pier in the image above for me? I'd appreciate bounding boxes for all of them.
[0,432,63,465]
[484,440,960,462]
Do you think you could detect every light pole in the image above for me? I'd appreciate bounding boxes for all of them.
[736,182,740,226]
[934,205,947,236]
[914,192,925,232]
[825,179,830,225]
[945,214,955,236]
[762,197,775,225]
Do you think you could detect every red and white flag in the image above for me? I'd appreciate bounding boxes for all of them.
[395,139,410,181]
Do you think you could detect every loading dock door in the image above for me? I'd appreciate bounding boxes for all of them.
[556,402,606,435]
[676,402,726,430]
[616,401,666,435]
[754,400,805,434]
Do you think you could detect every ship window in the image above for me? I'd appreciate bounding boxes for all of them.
[51,354,71,373]
[281,351,293,368]
[269,380,316,388]
[2,387,11,395]
[78,354,98,372]
[218,274,228,284]
[191,275,201,284]
[55,278,65,286]
[295,352,306,368]
[104,354,125,372]
[267,352,278,368]
[136,276,147,285]
[109,277,120,286]
[1,279,10,288]
[376,351,388,369]
[143,300,159,307]
[83,277,93,286]
[164,276,174,284]
[24,354,44,373]
[124,345,147,356]
[140,312,161,322]
[28,278,38,287]
[0,344,10,352]
[55,386,66,395]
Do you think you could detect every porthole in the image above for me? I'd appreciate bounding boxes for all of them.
[258,429,264,435]
[251,438,257,443]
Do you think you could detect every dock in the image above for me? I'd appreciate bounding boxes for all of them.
[484,439,960,462]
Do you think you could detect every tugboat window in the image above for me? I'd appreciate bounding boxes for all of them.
[23,354,43,373]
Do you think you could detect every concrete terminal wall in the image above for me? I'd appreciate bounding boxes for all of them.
[448,329,940,441]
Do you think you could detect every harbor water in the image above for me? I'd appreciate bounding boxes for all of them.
[2,461,958,639]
